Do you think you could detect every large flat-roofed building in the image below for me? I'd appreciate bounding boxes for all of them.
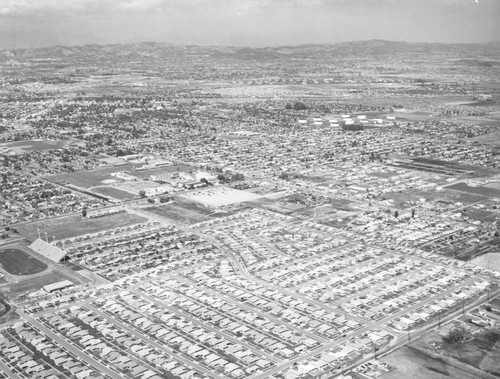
[43,280,74,293]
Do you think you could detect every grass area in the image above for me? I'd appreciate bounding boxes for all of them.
[92,186,135,200]
[46,164,139,188]
[446,182,500,198]
[15,211,147,241]
[0,139,67,152]
[0,248,48,275]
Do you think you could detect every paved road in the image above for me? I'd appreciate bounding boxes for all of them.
[0,359,24,379]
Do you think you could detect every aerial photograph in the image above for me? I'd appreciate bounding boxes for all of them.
[0,0,500,378]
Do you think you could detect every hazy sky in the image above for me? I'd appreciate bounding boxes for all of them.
[0,0,499,49]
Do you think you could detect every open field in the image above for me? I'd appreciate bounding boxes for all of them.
[400,322,500,378]
[91,186,136,200]
[46,164,139,188]
[471,253,500,272]
[0,247,48,275]
[143,201,213,224]
[15,211,147,241]
[380,345,489,379]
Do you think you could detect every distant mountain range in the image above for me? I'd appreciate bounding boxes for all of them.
[1,40,499,62]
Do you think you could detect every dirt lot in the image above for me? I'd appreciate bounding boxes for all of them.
[0,247,48,275]
[143,201,214,224]
[471,253,500,272]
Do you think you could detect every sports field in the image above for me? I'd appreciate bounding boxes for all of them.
[47,164,138,188]
[0,139,68,154]
[0,248,48,275]
[15,211,147,241]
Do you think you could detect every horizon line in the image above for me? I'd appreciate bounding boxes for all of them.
[2,38,500,53]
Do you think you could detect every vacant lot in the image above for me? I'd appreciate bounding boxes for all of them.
[0,248,48,275]
[406,323,500,378]
[16,211,147,241]
[144,201,214,224]
[381,345,488,379]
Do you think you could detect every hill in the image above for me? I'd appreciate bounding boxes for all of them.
[1,40,499,63]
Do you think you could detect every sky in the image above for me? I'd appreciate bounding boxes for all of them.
[0,0,499,49]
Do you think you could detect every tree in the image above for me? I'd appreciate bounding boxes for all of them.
[293,101,307,111]
[234,173,245,181]
[82,208,87,217]
[394,210,399,218]
[443,325,470,343]
[138,189,146,198]
[285,103,292,110]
